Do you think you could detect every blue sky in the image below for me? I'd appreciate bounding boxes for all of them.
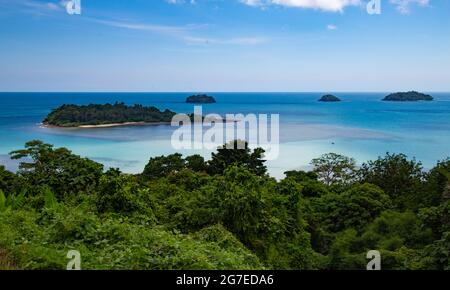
[0,0,449,92]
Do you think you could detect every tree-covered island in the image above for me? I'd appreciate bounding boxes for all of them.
[186,94,217,104]
[319,95,341,102]
[383,91,434,102]
[43,102,177,128]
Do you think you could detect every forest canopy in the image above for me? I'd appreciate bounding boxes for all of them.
[0,140,449,270]
[382,91,434,102]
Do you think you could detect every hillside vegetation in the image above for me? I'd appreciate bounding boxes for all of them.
[0,140,449,270]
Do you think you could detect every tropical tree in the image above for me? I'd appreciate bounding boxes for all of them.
[0,165,22,194]
[359,153,424,209]
[208,140,267,176]
[311,183,391,233]
[9,140,103,199]
[311,153,356,186]
[185,155,207,172]
[142,153,186,180]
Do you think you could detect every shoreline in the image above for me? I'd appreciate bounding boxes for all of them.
[41,118,239,129]
[41,121,172,129]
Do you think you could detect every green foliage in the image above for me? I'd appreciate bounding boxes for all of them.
[418,200,450,239]
[0,165,22,194]
[142,154,208,181]
[327,229,366,270]
[361,211,434,250]
[422,159,450,205]
[0,206,262,270]
[208,140,267,176]
[283,170,329,198]
[185,155,207,172]
[284,170,318,182]
[359,153,424,209]
[0,140,449,270]
[383,91,434,102]
[96,169,152,217]
[311,183,391,233]
[0,190,5,212]
[327,211,434,270]
[142,153,186,180]
[166,166,319,269]
[43,102,177,127]
[0,189,26,213]
[10,140,103,200]
[43,186,59,210]
[421,232,450,270]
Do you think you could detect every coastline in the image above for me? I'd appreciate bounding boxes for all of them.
[41,118,238,129]
[41,121,172,129]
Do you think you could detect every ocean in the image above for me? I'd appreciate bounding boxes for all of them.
[1,92,449,178]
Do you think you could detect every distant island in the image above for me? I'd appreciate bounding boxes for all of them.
[43,102,177,128]
[383,91,433,102]
[186,94,216,104]
[319,94,341,102]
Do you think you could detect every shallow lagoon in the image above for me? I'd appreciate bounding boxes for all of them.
[1,92,449,178]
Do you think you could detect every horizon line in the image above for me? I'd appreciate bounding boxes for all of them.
[1,91,450,94]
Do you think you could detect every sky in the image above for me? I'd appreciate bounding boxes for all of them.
[0,0,449,92]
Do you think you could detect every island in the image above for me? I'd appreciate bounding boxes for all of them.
[43,102,177,128]
[319,94,341,102]
[186,94,216,104]
[382,91,433,102]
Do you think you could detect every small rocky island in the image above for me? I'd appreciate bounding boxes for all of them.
[319,94,341,102]
[383,91,433,102]
[43,102,177,128]
[186,94,216,104]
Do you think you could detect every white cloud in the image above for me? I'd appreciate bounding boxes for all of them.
[166,0,197,4]
[94,19,194,34]
[242,0,432,13]
[327,24,338,30]
[241,0,361,12]
[389,0,430,14]
[241,0,263,6]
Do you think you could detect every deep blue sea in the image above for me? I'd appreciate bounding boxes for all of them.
[1,92,449,178]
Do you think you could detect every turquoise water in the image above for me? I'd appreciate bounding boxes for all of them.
[0,92,449,178]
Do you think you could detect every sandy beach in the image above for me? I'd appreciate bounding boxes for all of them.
[41,121,172,129]
[40,118,237,129]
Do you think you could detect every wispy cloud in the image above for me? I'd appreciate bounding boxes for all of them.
[94,19,268,46]
[0,0,65,16]
[1,0,267,46]
[93,19,198,35]
[240,0,361,12]
[389,0,430,14]
[183,35,268,45]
